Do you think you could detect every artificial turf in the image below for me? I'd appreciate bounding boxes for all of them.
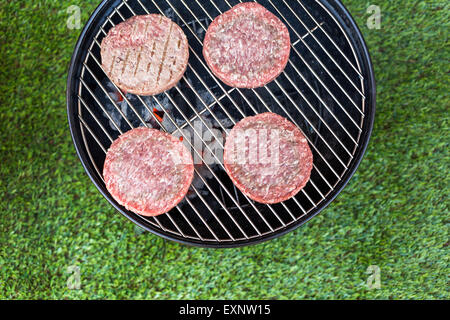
[0,0,448,299]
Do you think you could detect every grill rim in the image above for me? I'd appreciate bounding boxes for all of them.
[67,0,376,248]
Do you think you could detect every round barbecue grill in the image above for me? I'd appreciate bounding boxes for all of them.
[67,0,376,247]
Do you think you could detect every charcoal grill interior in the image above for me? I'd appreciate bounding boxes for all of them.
[67,0,375,247]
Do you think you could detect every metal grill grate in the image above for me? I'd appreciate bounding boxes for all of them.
[68,0,375,247]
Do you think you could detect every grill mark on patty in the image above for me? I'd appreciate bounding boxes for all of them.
[147,41,157,73]
[131,19,139,40]
[156,22,174,85]
[101,15,189,95]
[134,22,149,77]
[109,55,116,74]
[134,47,143,77]
[121,50,131,76]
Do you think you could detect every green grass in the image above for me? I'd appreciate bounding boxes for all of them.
[0,0,449,299]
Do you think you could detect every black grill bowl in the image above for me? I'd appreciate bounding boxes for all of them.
[67,0,375,248]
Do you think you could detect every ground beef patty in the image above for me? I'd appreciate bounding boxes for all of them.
[101,14,189,96]
[203,2,291,88]
[224,113,313,204]
[103,127,194,216]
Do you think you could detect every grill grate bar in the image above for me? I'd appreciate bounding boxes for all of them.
[77,118,107,185]
[78,83,122,134]
[284,56,363,135]
[174,207,205,241]
[78,94,115,142]
[280,71,355,157]
[165,210,187,237]
[177,87,236,130]
[78,116,107,154]
[292,22,324,46]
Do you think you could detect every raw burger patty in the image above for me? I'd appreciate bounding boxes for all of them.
[103,127,194,216]
[101,14,189,96]
[203,2,291,88]
[224,113,313,204]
